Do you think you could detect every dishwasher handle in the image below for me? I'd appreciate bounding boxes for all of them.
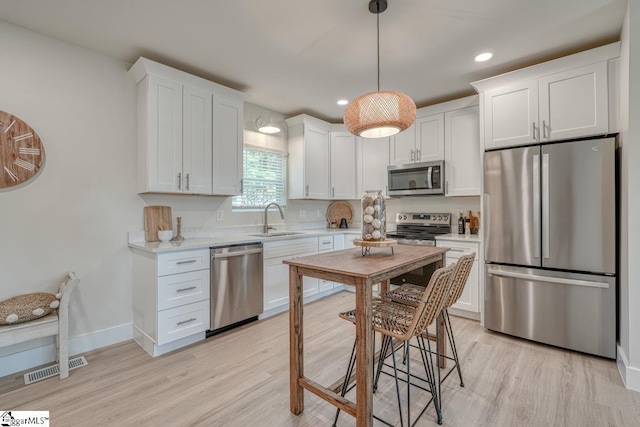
[211,248,263,259]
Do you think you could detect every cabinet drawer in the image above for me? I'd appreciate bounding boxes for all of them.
[318,236,334,251]
[157,300,210,345]
[158,269,210,311]
[157,249,210,276]
[263,237,319,259]
[437,240,479,259]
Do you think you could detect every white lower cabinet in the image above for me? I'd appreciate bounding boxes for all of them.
[435,238,480,319]
[132,248,210,356]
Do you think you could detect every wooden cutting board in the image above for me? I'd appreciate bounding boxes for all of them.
[144,206,172,242]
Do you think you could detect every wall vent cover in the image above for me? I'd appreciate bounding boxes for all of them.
[23,356,88,384]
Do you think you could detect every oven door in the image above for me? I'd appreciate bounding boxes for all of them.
[387,161,444,196]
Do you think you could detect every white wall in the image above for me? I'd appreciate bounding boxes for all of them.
[617,2,640,391]
[0,20,141,372]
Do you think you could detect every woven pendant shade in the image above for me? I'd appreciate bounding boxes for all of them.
[344,90,416,138]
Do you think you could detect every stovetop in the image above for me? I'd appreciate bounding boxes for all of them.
[387,212,451,245]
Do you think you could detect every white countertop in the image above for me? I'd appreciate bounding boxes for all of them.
[128,228,361,254]
[435,233,482,243]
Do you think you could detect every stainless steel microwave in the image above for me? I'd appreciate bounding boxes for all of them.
[387,161,445,196]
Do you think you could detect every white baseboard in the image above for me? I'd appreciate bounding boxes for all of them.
[0,323,133,378]
[617,344,640,392]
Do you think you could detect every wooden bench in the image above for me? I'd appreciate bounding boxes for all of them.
[0,272,80,379]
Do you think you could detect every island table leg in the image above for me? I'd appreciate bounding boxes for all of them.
[289,266,304,414]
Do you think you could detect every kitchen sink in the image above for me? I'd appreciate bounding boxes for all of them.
[249,232,307,237]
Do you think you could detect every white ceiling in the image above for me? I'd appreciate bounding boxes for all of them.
[0,0,627,122]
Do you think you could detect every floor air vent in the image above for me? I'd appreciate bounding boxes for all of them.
[24,356,88,384]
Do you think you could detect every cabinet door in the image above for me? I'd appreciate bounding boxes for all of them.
[389,121,416,165]
[263,253,319,311]
[447,257,479,313]
[212,95,243,195]
[146,75,183,192]
[415,113,444,162]
[358,136,390,197]
[484,79,539,150]
[538,62,609,141]
[330,132,357,199]
[182,85,212,194]
[304,125,330,199]
[444,106,480,196]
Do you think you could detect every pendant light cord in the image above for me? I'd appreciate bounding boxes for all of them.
[376,4,380,92]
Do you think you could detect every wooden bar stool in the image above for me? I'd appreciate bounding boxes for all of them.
[334,263,456,426]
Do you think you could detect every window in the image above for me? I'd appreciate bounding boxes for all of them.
[232,148,287,210]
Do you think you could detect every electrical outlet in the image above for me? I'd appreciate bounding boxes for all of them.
[317,209,323,218]
[299,210,307,219]
[216,209,224,221]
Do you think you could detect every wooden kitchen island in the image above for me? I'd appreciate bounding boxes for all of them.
[285,245,449,427]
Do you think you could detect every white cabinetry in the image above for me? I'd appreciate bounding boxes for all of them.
[132,248,210,356]
[263,237,319,312]
[479,52,616,150]
[444,105,481,196]
[287,115,331,199]
[390,113,444,165]
[130,57,245,196]
[436,238,480,319]
[318,235,335,292]
[330,132,357,199]
[357,136,390,197]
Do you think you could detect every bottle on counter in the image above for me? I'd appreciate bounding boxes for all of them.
[464,217,471,236]
[458,212,465,235]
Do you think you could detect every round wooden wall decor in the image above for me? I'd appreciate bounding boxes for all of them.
[0,110,45,189]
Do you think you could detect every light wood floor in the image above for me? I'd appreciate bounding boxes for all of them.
[1,291,638,426]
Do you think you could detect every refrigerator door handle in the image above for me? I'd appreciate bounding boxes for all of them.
[542,153,550,259]
[533,154,540,258]
[487,268,610,289]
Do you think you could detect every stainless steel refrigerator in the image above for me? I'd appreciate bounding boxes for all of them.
[483,136,616,358]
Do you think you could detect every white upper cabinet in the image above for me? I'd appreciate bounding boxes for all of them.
[389,112,444,165]
[330,132,357,199]
[474,43,620,150]
[130,57,245,195]
[484,80,539,150]
[415,113,445,162]
[538,62,609,142]
[212,95,243,195]
[182,85,213,194]
[287,115,331,199]
[444,105,480,197]
[357,136,390,198]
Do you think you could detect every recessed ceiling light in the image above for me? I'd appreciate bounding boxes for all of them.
[337,99,349,106]
[475,52,493,62]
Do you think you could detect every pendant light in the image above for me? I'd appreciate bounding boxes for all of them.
[344,0,416,139]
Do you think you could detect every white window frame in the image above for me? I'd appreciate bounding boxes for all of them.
[232,147,287,211]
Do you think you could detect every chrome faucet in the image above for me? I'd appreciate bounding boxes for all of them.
[263,202,285,234]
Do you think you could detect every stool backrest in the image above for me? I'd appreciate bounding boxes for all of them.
[444,253,476,309]
[412,263,456,337]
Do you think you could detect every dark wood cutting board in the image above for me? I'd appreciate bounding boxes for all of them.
[144,206,172,242]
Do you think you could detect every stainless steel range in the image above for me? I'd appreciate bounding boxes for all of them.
[387,212,451,246]
[387,212,451,285]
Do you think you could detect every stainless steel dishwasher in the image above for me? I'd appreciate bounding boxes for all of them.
[208,242,263,336]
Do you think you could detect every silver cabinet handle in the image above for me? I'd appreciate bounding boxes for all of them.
[542,153,550,259]
[305,185,309,197]
[176,259,197,265]
[321,241,332,245]
[177,286,197,292]
[446,180,449,195]
[416,148,421,161]
[533,154,540,258]
[332,187,335,198]
[178,172,182,190]
[176,318,197,326]
[542,120,548,139]
[186,173,190,191]
[410,149,414,161]
[532,122,538,141]
[240,179,243,194]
